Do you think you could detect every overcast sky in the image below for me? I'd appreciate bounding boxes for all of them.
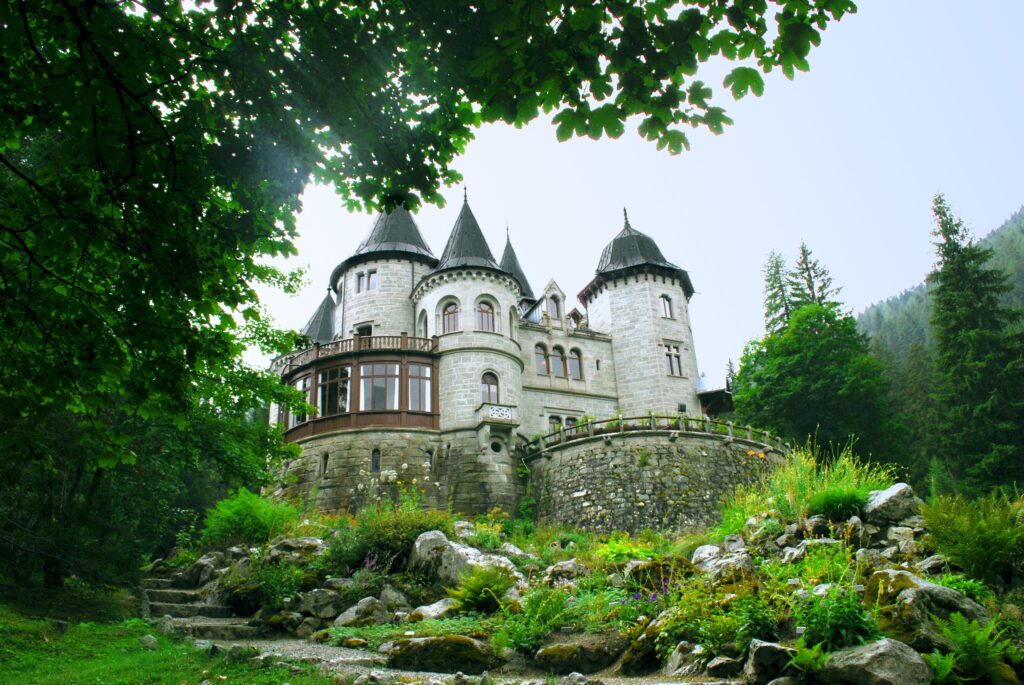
[256,1,1024,388]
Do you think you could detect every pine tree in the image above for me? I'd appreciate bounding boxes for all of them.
[929,194,1024,494]
[725,359,737,390]
[763,251,793,334]
[787,241,841,310]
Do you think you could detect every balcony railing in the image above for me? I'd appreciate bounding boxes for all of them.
[275,334,438,373]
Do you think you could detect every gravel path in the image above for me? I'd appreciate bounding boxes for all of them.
[212,637,740,685]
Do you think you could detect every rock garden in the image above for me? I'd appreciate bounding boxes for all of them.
[145,448,1024,684]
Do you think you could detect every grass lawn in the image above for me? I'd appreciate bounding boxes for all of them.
[0,599,334,685]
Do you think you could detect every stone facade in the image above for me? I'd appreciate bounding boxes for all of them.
[272,202,765,526]
[529,432,782,533]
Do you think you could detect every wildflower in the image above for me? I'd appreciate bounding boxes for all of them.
[650,592,658,601]
[758,452,766,459]
[633,593,642,601]
[747,449,756,456]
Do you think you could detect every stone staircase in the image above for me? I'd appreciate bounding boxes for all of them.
[142,575,263,641]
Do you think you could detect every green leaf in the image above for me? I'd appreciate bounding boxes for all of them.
[723,66,765,99]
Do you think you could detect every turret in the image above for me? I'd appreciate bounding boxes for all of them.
[578,210,700,416]
[327,207,437,338]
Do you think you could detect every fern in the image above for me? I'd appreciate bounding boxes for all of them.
[934,612,1013,683]
[922,651,957,685]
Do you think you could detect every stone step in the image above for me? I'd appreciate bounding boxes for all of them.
[146,588,203,604]
[143,577,173,589]
[149,602,234,619]
[179,618,263,641]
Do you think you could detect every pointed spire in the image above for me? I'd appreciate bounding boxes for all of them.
[301,291,336,344]
[500,228,535,301]
[434,198,500,271]
[353,206,434,259]
[623,207,630,228]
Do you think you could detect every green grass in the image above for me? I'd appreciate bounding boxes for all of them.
[329,616,498,650]
[0,603,334,685]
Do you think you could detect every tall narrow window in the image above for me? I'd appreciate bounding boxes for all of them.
[481,372,499,404]
[565,417,578,434]
[317,366,351,416]
[568,349,583,380]
[409,364,432,412]
[356,272,367,292]
[548,415,562,433]
[534,344,549,374]
[660,295,673,318]
[476,301,495,332]
[371,448,381,474]
[289,375,312,427]
[367,269,378,290]
[320,453,330,478]
[442,302,460,333]
[360,363,400,411]
[549,295,561,319]
[665,344,683,376]
[551,346,567,378]
[418,310,428,337]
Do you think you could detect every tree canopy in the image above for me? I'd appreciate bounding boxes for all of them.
[1,1,856,446]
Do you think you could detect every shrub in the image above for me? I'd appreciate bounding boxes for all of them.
[933,573,995,605]
[466,521,503,550]
[714,447,894,537]
[336,567,387,607]
[934,612,1014,683]
[922,494,1024,581]
[494,586,570,653]
[794,585,879,652]
[655,576,770,659]
[198,489,298,548]
[447,566,515,614]
[594,533,655,564]
[249,561,317,609]
[735,594,777,643]
[922,651,957,685]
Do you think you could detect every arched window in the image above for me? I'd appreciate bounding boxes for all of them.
[442,302,460,333]
[418,309,428,337]
[481,372,499,403]
[549,295,561,319]
[534,344,549,374]
[568,349,583,380]
[371,448,381,474]
[476,301,495,332]
[660,295,673,319]
[551,346,567,378]
[548,415,562,433]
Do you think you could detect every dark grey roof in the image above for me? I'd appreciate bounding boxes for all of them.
[597,211,681,274]
[434,199,501,272]
[580,210,694,301]
[301,291,335,344]
[499,235,535,301]
[354,206,435,259]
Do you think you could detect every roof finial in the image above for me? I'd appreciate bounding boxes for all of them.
[463,185,468,203]
[506,220,510,240]
[623,207,631,228]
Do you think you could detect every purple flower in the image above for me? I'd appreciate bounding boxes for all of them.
[650,592,658,601]
[632,593,642,600]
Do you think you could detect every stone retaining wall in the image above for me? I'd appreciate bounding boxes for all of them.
[528,432,783,533]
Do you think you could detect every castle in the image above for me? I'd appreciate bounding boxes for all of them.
[270,197,768,524]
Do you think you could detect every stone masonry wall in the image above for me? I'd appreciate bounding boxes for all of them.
[529,432,782,533]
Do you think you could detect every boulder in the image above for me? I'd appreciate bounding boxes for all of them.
[663,641,705,676]
[915,555,947,575]
[295,616,322,639]
[863,484,922,525]
[226,581,263,617]
[266,610,304,632]
[408,597,458,622]
[172,554,219,588]
[803,515,832,537]
[533,634,628,674]
[266,537,326,565]
[743,639,796,685]
[706,655,743,677]
[865,569,989,651]
[694,549,755,584]
[453,521,476,539]
[617,611,673,675]
[333,596,391,627]
[379,585,411,613]
[324,576,355,593]
[623,559,691,592]
[820,638,932,685]
[691,544,721,566]
[140,634,159,650]
[408,531,523,587]
[299,588,346,619]
[500,542,526,557]
[544,559,590,586]
[722,534,747,553]
[385,635,498,674]
[559,673,603,685]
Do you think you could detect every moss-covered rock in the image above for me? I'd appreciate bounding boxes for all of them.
[385,635,500,674]
[534,633,628,674]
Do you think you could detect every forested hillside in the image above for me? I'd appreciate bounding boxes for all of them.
[857,206,1024,372]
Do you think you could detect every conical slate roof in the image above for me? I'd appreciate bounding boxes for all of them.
[500,234,535,301]
[301,291,335,344]
[354,206,434,259]
[434,198,500,271]
[597,210,681,275]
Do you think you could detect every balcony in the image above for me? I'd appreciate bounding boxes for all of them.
[273,334,438,374]
[476,403,519,428]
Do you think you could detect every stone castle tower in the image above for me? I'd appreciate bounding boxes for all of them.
[270,199,711,516]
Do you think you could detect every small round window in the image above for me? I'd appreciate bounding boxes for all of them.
[490,441,502,453]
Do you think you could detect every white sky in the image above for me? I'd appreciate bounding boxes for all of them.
[256,1,1024,388]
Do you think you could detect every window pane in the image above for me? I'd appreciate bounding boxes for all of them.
[368,270,378,289]
[568,351,582,380]
[551,348,566,377]
[534,346,548,374]
[477,303,495,332]
[409,364,432,412]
